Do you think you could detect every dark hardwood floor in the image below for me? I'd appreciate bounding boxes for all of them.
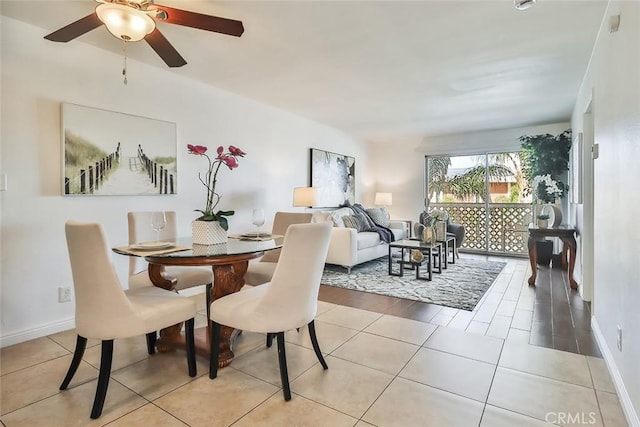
[318,255,601,358]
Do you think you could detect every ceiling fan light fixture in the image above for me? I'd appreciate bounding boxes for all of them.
[96,3,155,42]
[514,0,536,11]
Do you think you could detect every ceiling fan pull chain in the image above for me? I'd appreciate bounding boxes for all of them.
[122,40,128,85]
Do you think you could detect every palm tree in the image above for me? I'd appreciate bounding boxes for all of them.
[448,164,513,202]
[426,156,451,203]
[488,152,526,202]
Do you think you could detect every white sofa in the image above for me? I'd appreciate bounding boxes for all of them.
[314,208,407,273]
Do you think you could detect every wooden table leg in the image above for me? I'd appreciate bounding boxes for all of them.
[147,263,177,291]
[147,264,184,353]
[527,236,538,286]
[561,236,578,290]
[210,261,248,368]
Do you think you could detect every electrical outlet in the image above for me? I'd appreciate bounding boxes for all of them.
[616,325,622,351]
[58,286,72,303]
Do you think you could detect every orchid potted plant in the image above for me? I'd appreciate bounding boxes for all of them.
[187,144,246,238]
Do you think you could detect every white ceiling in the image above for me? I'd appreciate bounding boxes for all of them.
[2,0,608,143]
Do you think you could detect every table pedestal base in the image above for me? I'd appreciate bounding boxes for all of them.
[150,260,249,368]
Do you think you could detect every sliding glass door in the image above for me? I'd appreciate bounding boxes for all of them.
[425,152,533,256]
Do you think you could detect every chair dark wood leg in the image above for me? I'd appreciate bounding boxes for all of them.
[146,332,157,355]
[209,321,220,379]
[90,340,113,419]
[308,321,328,370]
[60,335,88,390]
[276,332,291,401]
[205,283,212,321]
[266,333,274,348]
[184,318,196,377]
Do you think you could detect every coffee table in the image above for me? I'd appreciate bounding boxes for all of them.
[388,239,442,281]
[437,234,456,269]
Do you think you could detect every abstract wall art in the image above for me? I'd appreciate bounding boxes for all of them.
[310,148,355,208]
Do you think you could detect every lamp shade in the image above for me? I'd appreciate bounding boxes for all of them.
[96,3,155,42]
[293,187,316,207]
[374,192,392,206]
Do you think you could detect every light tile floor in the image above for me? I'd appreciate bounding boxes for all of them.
[0,259,629,426]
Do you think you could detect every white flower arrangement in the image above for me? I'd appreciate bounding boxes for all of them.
[532,174,563,200]
[431,209,449,222]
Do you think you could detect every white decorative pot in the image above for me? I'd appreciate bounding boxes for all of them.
[544,204,563,227]
[191,242,228,256]
[192,220,227,245]
[537,219,548,229]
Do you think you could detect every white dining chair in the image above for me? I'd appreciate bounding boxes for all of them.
[243,212,313,286]
[128,211,214,316]
[209,221,332,400]
[62,221,197,419]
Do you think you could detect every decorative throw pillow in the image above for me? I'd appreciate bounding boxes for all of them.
[366,207,390,227]
[420,211,434,226]
[329,207,352,227]
[312,211,333,224]
[342,214,369,232]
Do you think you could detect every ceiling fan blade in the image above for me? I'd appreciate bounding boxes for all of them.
[145,28,187,68]
[44,13,103,42]
[154,5,244,37]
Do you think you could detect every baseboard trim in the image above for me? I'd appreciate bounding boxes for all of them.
[592,317,640,427]
[0,317,75,348]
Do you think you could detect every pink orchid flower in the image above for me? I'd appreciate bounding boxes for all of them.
[187,144,247,224]
[187,144,207,155]
[229,146,246,157]
[224,156,238,169]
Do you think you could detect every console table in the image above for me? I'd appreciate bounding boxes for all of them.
[527,225,578,289]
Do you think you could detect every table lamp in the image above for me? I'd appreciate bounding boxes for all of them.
[374,192,392,207]
[293,187,316,208]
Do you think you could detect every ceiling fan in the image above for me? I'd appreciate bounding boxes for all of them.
[44,0,245,68]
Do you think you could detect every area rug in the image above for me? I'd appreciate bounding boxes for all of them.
[321,257,506,311]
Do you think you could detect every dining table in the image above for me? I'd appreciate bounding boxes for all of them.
[113,235,284,368]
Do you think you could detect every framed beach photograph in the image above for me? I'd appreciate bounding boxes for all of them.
[61,103,177,196]
[570,132,583,204]
[310,148,355,207]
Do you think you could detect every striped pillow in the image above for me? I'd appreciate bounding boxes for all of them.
[342,214,369,232]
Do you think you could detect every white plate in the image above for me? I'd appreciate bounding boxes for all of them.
[130,241,173,250]
[240,232,272,238]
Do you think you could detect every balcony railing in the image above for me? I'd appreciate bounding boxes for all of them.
[431,203,534,256]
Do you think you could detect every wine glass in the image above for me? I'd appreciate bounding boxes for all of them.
[251,209,265,236]
[151,211,167,242]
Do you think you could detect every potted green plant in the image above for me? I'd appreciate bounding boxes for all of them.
[536,213,550,229]
[520,130,571,203]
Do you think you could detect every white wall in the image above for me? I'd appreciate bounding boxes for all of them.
[0,17,371,346]
[369,122,570,224]
[571,0,639,423]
